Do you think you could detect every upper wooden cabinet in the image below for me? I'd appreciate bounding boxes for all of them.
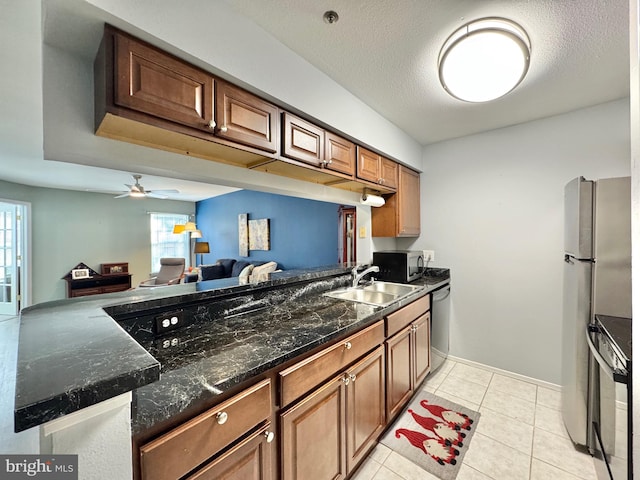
[113,30,214,132]
[282,113,325,167]
[356,147,398,190]
[372,165,421,237]
[281,113,355,178]
[95,25,415,197]
[215,80,279,153]
[325,131,356,176]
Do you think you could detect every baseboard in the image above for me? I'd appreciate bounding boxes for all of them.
[447,354,561,392]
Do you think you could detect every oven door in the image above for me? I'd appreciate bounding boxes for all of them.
[586,325,628,480]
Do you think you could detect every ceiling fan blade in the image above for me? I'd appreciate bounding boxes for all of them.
[146,192,169,199]
[149,189,180,194]
[114,192,130,198]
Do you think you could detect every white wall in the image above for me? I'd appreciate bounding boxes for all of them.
[408,99,630,384]
[0,180,194,305]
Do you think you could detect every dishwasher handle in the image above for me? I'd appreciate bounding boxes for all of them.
[432,285,450,301]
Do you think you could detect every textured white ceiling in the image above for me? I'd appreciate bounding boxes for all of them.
[226,0,630,144]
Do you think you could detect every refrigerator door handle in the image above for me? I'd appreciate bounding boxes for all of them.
[585,326,615,381]
[565,254,573,263]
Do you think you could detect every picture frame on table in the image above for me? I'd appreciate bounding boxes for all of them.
[71,268,90,280]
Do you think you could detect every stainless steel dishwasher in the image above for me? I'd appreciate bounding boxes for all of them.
[430,283,451,373]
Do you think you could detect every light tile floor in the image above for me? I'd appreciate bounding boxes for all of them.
[353,359,597,480]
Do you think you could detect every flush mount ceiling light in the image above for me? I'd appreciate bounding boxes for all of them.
[438,17,531,103]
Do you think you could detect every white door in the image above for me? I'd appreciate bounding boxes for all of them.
[0,203,20,315]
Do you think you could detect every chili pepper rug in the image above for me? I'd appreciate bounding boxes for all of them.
[380,392,481,480]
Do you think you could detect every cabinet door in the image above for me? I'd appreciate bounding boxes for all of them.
[325,132,355,177]
[380,157,398,190]
[115,33,214,131]
[281,376,346,480]
[282,113,324,167]
[346,346,386,474]
[356,147,380,184]
[186,425,273,480]
[386,325,413,420]
[215,81,279,153]
[398,166,421,236]
[412,313,431,387]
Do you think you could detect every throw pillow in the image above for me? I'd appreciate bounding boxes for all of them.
[238,264,254,279]
[251,261,278,280]
[201,264,226,281]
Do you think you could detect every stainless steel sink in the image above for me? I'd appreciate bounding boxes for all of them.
[323,281,422,307]
[362,282,421,297]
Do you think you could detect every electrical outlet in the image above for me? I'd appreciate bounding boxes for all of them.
[155,310,184,335]
[423,250,435,262]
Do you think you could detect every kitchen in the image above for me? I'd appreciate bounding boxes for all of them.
[0,1,639,480]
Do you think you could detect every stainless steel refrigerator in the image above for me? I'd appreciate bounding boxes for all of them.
[561,176,631,448]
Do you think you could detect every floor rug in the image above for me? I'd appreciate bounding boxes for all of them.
[380,392,481,480]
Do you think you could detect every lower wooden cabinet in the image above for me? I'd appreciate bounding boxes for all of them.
[281,346,385,480]
[139,379,271,480]
[386,312,431,420]
[346,346,386,472]
[185,425,274,480]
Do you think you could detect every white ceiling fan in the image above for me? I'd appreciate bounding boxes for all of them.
[114,174,179,199]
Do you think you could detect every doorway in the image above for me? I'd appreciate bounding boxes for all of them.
[0,202,27,315]
[339,206,356,264]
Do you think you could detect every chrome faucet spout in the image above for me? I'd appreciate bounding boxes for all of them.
[352,265,380,287]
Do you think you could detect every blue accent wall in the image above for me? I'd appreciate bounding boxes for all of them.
[196,190,340,269]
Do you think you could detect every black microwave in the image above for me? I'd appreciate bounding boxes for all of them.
[373,250,424,283]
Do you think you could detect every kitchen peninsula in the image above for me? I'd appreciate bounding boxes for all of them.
[14,265,450,479]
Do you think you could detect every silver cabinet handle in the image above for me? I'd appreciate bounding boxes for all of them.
[216,411,228,425]
[344,341,352,350]
[207,120,216,130]
[342,374,350,385]
[349,373,357,382]
[264,431,275,443]
[220,125,228,133]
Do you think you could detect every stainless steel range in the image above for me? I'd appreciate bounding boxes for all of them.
[587,315,631,480]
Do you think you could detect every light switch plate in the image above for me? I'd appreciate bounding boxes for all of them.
[359,226,366,238]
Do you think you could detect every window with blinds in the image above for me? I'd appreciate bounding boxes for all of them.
[150,213,190,272]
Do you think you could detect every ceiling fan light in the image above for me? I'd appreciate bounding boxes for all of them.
[438,18,530,103]
[129,190,145,198]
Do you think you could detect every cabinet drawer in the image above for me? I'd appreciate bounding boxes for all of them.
[386,294,430,337]
[140,379,271,480]
[280,321,384,407]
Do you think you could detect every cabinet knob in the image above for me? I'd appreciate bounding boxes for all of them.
[216,411,228,425]
[344,341,352,350]
[326,159,333,165]
[220,125,228,133]
[264,431,275,443]
[207,120,216,130]
[349,373,357,383]
[342,374,350,385]
[378,178,384,185]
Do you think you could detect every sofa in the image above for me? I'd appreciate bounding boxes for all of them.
[198,259,279,282]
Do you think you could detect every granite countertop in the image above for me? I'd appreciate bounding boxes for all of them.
[14,264,450,436]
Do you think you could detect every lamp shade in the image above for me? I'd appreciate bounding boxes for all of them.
[191,229,203,239]
[172,224,185,234]
[184,221,197,232]
[194,242,210,254]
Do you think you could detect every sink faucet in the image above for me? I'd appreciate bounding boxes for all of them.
[352,265,380,287]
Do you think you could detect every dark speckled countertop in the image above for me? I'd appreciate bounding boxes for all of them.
[14,265,449,436]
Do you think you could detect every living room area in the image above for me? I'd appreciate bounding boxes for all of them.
[0,176,373,313]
